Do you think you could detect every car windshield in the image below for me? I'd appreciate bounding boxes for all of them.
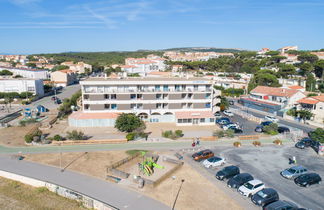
[287,168,296,174]
[243,182,254,190]
[196,152,203,156]
[210,157,221,162]
[256,190,268,198]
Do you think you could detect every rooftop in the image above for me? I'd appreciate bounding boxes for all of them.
[251,86,301,97]
[83,77,213,82]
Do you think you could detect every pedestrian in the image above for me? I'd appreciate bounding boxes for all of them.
[196,138,200,146]
[292,156,297,164]
[192,140,196,147]
[288,157,293,165]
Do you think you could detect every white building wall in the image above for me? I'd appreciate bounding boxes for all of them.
[0,67,49,79]
[0,79,44,96]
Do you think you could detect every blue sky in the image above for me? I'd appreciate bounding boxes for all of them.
[0,0,323,54]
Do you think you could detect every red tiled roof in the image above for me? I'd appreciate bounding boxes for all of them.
[175,111,214,119]
[59,69,74,73]
[288,85,304,90]
[120,65,136,68]
[312,95,324,102]
[69,112,119,120]
[298,98,319,105]
[251,86,300,97]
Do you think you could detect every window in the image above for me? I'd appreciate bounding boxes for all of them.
[163,85,168,91]
[156,103,162,109]
[111,104,117,109]
[175,85,180,91]
[194,85,198,91]
[137,94,143,99]
[130,94,136,99]
[183,119,188,123]
[181,93,186,99]
[205,103,211,108]
[200,118,205,123]
[111,94,116,99]
[178,119,183,123]
[131,104,136,109]
[210,118,215,122]
[104,104,110,109]
[188,93,193,99]
[205,93,211,99]
[156,94,162,99]
[188,119,192,123]
[84,104,90,110]
[104,94,109,99]
[84,94,89,100]
[155,85,161,91]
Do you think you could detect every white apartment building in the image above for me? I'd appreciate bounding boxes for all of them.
[0,66,49,79]
[69,77,221,127]
[0,79,44,97]
[120,56,166,76]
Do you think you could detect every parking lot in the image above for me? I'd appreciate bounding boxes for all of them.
[188,144,324,210]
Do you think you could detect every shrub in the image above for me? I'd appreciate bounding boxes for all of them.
[66,130,85,140]
[36,187,48,193]
[162,130,173,138]
[233,142,241,147]
[19,120,26,127]
[263,123,279,135]
[175,130,183,137]
[252,141,261,146]
[115,113,143,133]
[126,132,136,141]
[213,130,225,138]
[273,139,283,145]
[24,134,33,143]
[225,129,235,138]
[53,134,63,141]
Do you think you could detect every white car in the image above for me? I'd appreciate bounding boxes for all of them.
[223,123,240,130]
[223,110,234,117]
[264,115,279,123]
[238,179,265,197]
[202,156,226,168]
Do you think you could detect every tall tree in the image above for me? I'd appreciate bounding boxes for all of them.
[299,63,314,76]
[305,73,316,92]
[297,53,319,64]
[314,60,324,79]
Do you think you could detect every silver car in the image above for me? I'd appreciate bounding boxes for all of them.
[280,166,308,179]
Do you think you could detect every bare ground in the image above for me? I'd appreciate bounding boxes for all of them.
[0,124,36,146]
[0,177,87,210]
[25,150,242,210]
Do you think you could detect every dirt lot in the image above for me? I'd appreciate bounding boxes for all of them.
[0,177,86,210]
[0,124,36,146]
[25,150,242,210]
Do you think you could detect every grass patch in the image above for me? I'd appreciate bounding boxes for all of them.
[126,150,148,156]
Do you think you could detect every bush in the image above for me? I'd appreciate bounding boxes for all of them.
[213,130,234,138]
[252,141,261,146]
[24,134,33,143]
[273,139,283,145]
[162,130,183,140]
[115,113,144,133]
[175,130,183,137]
[53,134,63,141]
[162,130,173,138]
[233,142,241,147]
[225,129,235,138]
[126,133,136,141]
[66,130,85,140]
[263,123,278,135]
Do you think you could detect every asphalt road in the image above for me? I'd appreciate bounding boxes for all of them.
[190,145,324,210]
[0,155,168,210]
[30,84,81,110]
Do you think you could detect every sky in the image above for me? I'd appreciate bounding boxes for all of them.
[0,0,323,54]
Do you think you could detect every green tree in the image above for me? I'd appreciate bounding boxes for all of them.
[270,55,286,63]
[265,51,280,56]
[0,70,13,76]
[216,96,229,111]
[277,64,296,78]
[52,65,69,71]
[263,123,279,135]
[298,53,319,64]
[308,128,324,143]
[305,74,316,92]
[298,110,313,123]
[26,63,37,68]
[299,63,313,76]
[248,70,280,92]
[66,130,86,140]
[115,113,144,133]
[314,60,324,79]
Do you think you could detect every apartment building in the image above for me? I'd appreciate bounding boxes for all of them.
[69,77,221,127]
[61,61,92,74]
[120,56,166,76]
[50,69,78,87]
[0,78,44,97]
[0,66,49,79]
[297,95,324,124]
[240,86,305,114]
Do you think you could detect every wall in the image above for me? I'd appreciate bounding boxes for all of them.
[69,118,116,127]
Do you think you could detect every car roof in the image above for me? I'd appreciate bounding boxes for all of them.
[200,149,212,153]
[247,179,263,185]
[225,165,238,170]
[290,165,307,170]
[262,188,277,194]
[237,173,252,178]
[266,115,275,118]
[267,200,296,208]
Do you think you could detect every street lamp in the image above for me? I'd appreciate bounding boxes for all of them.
[172,179,185,210]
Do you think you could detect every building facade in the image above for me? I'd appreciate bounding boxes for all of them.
[297,95,324,124]
[50,70,78,87]
[69,77,221,127]
[0,79,44,97]
[0,67,49,79]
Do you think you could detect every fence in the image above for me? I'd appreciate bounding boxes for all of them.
[51,139,127,146]
[229,107,263,124]
[0,169,118,210]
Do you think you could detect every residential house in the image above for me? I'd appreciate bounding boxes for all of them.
[50,70,77,87]
[297,95,324,124]
[61,61,92,74]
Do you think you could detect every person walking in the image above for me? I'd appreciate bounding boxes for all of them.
[196,137,200,146]
[192,140,196,147]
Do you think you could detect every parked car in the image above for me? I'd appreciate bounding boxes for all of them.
[278,126,290,133]
[216,117,231,125]
[255,121,273,132]
[264,115,279,123]
[227,173,254,189]
[223,123,240,130]
[223,110,234,117]
[202,156,226,168]
[263,200,298,210]
[295,137,313,149]
[54,98,62,104]
[229,100,234,105]
[216,166,240,181]
[214,111,222,117]
[251,188,279,207]
[280,166,308,179]
[238,179,265,197]
[230,128,243,133]
[294,173,322,187]
[192,149,214,161]
[51,96,58,101]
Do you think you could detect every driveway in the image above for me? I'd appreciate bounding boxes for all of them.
[191,145,324,210]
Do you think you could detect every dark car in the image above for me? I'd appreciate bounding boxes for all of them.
[214,111,221,117]
[255,121,273,132]
[227,173,253,189]
[294,173,322,187]
[216,166,240,181]
[192,149,214,161]
[295,137,314,149]
[251,188,279,207]
[51,96,57,101]
[278,126,290,133]
[229,100,234,105]
[263,200,298,210]
[54,98,62,104]
[229,127,243,133]
[216,117,231,125]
